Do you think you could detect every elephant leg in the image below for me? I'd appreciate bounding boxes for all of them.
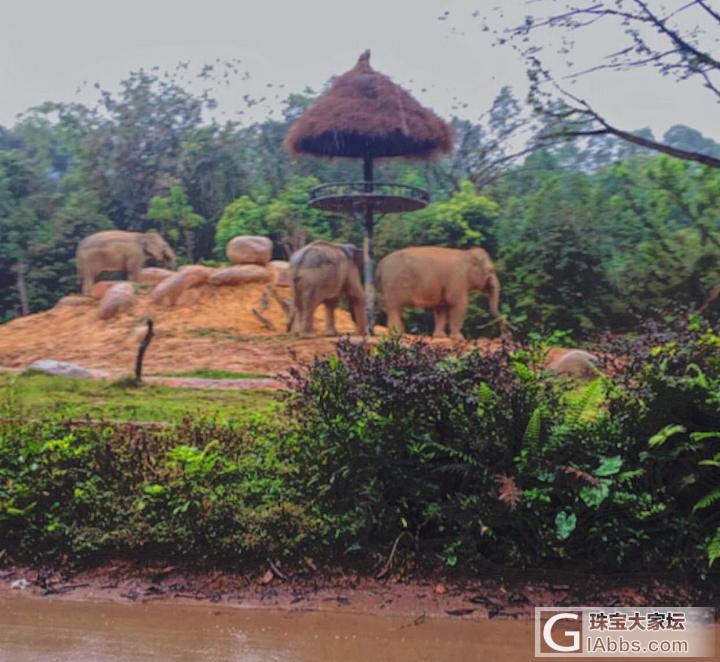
[432,307,449,338]
[300,292,319,336]
[348,295,367,336]
[289,281,303,334]
[344,269,368,335]
[324,299,338,336]
[448,295,468,340]
[79,261,97,295]
[81,271,95,296]
[386,305,405,334]
[126,257,143,282]
[287,298,298,333]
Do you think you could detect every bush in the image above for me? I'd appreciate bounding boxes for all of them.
[0,417,314,563]
[2,323,720,575]
[287,331,720,573]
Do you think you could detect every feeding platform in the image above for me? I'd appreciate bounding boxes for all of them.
[308,181,429,215]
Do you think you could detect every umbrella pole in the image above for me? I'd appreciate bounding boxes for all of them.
[363,155,375,335]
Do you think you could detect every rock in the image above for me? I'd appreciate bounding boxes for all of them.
[226,236,272,266]
[208,265,272,287]
[138,267,175,285]
[546,349,599,379]
[28,359,94,379]
[269,260,290,288]
[55,295,93,308]
[151,265,214,306]
[97,282,136,320]
[11,579,29,590]
[90,280,126,301]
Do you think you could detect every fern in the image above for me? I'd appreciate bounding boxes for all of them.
[706,528,720,567]
[693,489,720,512]
[616,469,645,484]
[428,442,481,469]
[564,377,605,428]
[523,407,543,447]
[691,432,720,443]
[648,424,687,448]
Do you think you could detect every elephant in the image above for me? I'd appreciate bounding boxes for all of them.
[376,246,500,339]
[76,230,176,295]
[287,240,367,336]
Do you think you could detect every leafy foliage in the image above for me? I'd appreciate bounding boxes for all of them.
[2,325,720,572]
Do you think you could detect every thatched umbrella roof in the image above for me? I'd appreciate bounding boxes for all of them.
[285,50,454,160]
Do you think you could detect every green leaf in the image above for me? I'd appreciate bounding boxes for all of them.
[595,455,623,477]
[648,424,686,448]
[555,511,577,541]
[694,489,720,512]
[691,432,720,443]
[707,528,720,567]
[523,407,543,447]
[143,484,165,496]
[579,482,610,508]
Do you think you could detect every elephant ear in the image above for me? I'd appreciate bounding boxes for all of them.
[140,234,163,261]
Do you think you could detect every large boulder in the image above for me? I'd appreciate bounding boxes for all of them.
[226,236,272,266]
[269,260,290,288]
[151,265,214,306]
[209,265,272,287]
[138,267,175,285]
[97,282,136,320]
[55,295,93,308]
[546,349,599,379]
[90,280,126,301]
[28,359,94,379]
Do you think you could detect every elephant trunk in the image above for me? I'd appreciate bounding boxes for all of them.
[486,272,500,318]
[163,251,177,270]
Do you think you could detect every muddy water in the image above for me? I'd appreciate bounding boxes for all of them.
[0,597,717,662]
[0,597,528,662]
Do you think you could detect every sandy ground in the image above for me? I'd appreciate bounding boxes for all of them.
[0,283,365,378]
[0,281,506,381]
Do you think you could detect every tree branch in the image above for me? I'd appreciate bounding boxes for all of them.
[696,0,720,24]
[632,0,720,71]
[546,86,720,168]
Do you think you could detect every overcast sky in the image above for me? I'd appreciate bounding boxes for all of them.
[1,0,717,140]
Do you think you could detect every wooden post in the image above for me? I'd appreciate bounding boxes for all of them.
[363,155,375,335]
[134,318,154,382]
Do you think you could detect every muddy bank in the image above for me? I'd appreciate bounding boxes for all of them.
[1,562,714,621]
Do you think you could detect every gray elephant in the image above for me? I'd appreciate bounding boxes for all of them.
[376,246,500,339]
[76,230,176,295]
[288,241,367,336]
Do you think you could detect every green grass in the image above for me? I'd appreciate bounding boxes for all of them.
[0,372,280,424]
[156,368,270,379]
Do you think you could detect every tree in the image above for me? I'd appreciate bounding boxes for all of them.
[214,177,347,259]
[494,1,720,168]
[499,172,614,335]
[0,151,43,316]
[80,70,205,230]
[30,178,112,306]
[147,185,205,261]
[376,180,498,257]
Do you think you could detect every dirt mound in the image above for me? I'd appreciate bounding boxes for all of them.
[0,282,362,377]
